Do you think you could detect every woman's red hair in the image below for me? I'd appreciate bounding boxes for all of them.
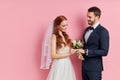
[53,15,71,49]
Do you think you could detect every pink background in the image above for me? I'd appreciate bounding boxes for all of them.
[0,0,119,80]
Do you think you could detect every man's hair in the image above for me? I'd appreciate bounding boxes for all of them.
[88,6,101,18]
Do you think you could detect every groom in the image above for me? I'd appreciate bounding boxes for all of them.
[78,6,109,80]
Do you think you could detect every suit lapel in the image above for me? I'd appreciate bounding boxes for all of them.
[85,24,101,44]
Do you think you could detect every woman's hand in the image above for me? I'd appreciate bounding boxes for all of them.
[71,48,77,53]
[68,48,77,56]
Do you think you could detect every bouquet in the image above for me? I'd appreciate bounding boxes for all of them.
[72,40,84,60]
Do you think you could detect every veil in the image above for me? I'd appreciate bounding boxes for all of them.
[40,21,54,69]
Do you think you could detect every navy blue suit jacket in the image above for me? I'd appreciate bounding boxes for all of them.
[82,24,109,71]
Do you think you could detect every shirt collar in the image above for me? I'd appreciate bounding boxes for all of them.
[91,22,99,29]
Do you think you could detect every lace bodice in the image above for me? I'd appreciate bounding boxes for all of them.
[56,45,70,54]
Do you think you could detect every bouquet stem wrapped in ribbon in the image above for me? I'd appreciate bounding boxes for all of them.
[72,40,84,60]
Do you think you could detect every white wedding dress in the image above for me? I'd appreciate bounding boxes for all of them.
[47,45,76,80]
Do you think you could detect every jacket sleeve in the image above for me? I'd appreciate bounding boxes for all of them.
[86,29,109,57]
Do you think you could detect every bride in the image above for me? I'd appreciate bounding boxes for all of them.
[40,15,76,80]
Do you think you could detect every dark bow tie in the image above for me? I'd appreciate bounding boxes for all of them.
[89,27,94,30]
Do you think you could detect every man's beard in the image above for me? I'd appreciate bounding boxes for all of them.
[88,20,95,25]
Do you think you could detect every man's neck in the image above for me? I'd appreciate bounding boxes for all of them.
[91,21,99,29]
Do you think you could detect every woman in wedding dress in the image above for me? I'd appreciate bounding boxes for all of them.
[41,15,76,80]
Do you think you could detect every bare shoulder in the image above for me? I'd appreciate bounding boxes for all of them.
[51,34,56,40]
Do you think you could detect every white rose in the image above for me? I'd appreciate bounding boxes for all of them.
[72,40,76,46]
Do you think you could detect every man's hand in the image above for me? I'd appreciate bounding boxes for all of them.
[77,49,86,54]
[80,49,85,54]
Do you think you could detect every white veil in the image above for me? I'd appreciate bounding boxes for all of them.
[40,21,54,69]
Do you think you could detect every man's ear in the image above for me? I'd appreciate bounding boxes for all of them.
[96,16,100,19]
